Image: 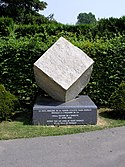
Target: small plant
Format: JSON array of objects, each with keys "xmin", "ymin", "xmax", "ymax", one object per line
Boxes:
[
  {"xmin": 109, "ymin": 81, "xmax": 125, "ymax": 112},
  {"xmin": 0, "ymin": 84, "xmax": 18, "ymax": 121}
]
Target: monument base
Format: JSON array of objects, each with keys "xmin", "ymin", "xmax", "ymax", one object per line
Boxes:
[{"xmin": 33, "ymin": 95, "xmax": 97, "ymax": 125}]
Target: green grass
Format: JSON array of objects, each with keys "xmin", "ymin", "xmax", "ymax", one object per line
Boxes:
[{"xmin": 0, "ymin": 108, "xmax": 125, "ymax": 140}]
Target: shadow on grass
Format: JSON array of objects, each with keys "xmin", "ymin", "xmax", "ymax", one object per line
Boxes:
[
  {"xmin": 12, "ymin": 109, "xmax": 33, "ymax": 125},
  {"xmin": 99, "ymin": 109, "xmax": 125, "ymax": 120}
]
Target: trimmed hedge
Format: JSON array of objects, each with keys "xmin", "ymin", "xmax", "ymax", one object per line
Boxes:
[
  {"xmin": 0, "ymin": 34, "xmax": 125, "ymax": 106},
  {"xmin": 109, "ymin": 81, "xmax": 125, "ymax": 112},
  {"xmin": 0, "ymin": 17, "xmax": 14, "ymax": 36},
  {"xmin": 1, "ymin": 16, "xmax": 125, "ymax": 107},
  {"xmin": 1, "ymin": 16, "xmax": 125, "ymax": 40},
  {"xmin": 0, "ymin": 35, "xmax": 58, "ymax": 106},
  {"xmin": 5, "ymin": 17, "xmax": 125, "ymax": 39},
  {"xmin": 78, "ymin": 36, "xmax": 125, "ymax": 105}
]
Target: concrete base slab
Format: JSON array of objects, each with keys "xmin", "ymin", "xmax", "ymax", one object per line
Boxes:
[{"xmin": 33, "ymin": 95, "xmax": 97, "ymax": 125}]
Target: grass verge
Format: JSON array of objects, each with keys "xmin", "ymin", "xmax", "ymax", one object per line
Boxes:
[{"xmin": 0, "ymin": 108, "xmax": 125, "ymax": 140}]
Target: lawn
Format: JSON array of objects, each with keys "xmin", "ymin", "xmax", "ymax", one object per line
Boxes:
[{"xmin": 0, "ymin": 108, "xmax": 125, "ymax": 140}]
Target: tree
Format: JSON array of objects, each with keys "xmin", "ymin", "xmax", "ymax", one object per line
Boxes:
[
  {"xmin": 0, "ymin": 0, "xmax": 47, "ymax": 23},
  {"xmin": 76, "ymin": 12, "xmax": 96, "ymax": 25}
]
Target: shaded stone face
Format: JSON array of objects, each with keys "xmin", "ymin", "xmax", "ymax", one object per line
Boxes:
[{"xmin": 34, "ymin": 37, "xmax": 94, "ymax": 102}]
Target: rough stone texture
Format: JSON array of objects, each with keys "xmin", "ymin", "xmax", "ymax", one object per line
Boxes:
[{"xmin": 34, "ymin": 37, "xmax": 94, "ymax": 101}]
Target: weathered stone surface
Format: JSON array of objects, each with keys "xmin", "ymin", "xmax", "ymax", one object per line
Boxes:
[{"xmin": 34, "ymin": 37, "xmax": 94, "ymax": 101}]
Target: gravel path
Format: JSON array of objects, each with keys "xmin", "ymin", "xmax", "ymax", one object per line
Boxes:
[{"xmin": 0, "ymin": 126, "xmax": 125, "ymax": 167}]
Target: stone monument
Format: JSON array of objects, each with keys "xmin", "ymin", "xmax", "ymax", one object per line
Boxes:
[{"xmin": 33, "ymin": 37, "xmax": 97, "ymax": 125}]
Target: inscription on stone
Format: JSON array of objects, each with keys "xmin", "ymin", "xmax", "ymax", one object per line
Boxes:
[
  {"xmin": 33, "ymin": 95, "xmax": 97, "ymax": 125},
  {"xmin": 40, "ymin": 109, "xmax": 87, "ymax": 125}
]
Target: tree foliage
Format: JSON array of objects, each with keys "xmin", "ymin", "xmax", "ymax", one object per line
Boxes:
[
  {"xmin": 0, "ymin": 0, "xmax": 47, "ymax": 23},
  {"xmin": 76, "ymin": 12, "xmax": 96, "ymax": 25}
]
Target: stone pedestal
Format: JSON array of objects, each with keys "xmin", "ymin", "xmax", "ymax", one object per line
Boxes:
[{"xmin": 33, "ymin": 95, "xmax": 97, "ymax": 125}]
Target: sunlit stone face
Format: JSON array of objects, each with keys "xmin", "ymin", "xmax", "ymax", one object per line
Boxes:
[{"xmin": 34, "ymin": 37, "xmax": 94, "ymax": 101}]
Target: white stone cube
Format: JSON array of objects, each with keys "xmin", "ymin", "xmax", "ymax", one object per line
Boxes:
[{"xmin": 34, "ymin": 37, "xmax": 94, "ymax": 102}]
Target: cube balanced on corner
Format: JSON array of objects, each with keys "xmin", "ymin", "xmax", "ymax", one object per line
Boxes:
[{"xmin": 33, "ymin": 37, "xmax": 97, "ymax": 125}]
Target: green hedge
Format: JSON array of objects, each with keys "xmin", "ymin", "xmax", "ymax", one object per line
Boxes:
[
  {"xmin": 0, "ymin": 34, "xmax": 125, "ymax": 107},
  {"xmin": 15, "ymin": 24, "xmax": 45, "ymax": 38},
  {"xmin": 0, "ymin": 17, "xmax": 14, "ymax": 36},
  {"xmin": 79, "ymin": 36, "xmax": 125, "ymax": 105},
  {"xmin": 1, "ymin": 17, "xmax": 125, "ymax": 40},
  {"xmin": 0, "ymin": 35, "xmax": 56, "ymax": 106},
  {"xmin": 14, "ymin": 23, "xmax": 93, "ymax": 39},
  {"xmin": 92, "ymin": 17, "xmax": 125, "ymax": 39},
  {"xmin": 11, "ymin": 17, "xmax": 125, "ymax": 39},
  {"xmin": 109, "ymin": 81, "xmax": 125, "ymax": 113}
]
